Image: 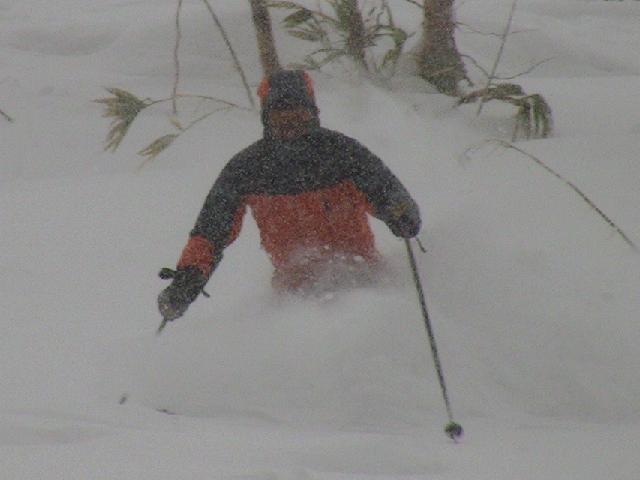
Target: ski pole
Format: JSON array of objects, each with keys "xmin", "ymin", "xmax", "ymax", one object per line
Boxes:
[
  {"xmin": 405, "ymin": 238, "xmax": 463, "ymax": 441},
  {"xmin": 120, "ymin": 315, "xmax": 168, "ymax": 406},
  {"xmin": 157, "ymin": 317, "xmax": 169, "ymax": 335}
]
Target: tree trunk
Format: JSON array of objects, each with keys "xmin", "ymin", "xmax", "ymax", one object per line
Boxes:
[
  {"xmin": 418, "ymin": 0, "xmax": 467, "ymax": 96},
  {"xmin": 342, "ymin": 0, "xmax": 368, "ymax": 71},
  {"xmin": 248, "ymin": 0, "xmax": 281, "ymax": 76}
]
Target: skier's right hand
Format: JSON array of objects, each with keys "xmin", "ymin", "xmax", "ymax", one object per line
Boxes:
[
  {"xmin": 157, "ymin": 266, "xmax": 208, "ymax": 322},
  {"xmin": 386, "ymin": 201, "xmax": 421, "ymax": 239}
]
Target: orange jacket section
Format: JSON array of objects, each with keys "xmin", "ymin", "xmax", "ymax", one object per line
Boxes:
[
  {"xmin": 177, "ymin": 235, "xmax": 216, "ymax": 277},
  {"xmin": 247, "ymin": 180, "xmax": 378, "ymax": 269}
]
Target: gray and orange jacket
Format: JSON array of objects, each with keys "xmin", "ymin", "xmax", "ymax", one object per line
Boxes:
[{"xmin": 176, "ymin": 71, "xmax": 421, "ymax": 288}]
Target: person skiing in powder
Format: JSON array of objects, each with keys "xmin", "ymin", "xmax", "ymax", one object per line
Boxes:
[{"xmin": 158, "ymin": 70, "xmax": 421, "ymax": 322}]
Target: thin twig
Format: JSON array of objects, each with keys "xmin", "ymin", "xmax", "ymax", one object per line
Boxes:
[
  {"xmin": 201, "ymin": 0, "xmax": 255, "ymax": 109},
  {"xmin": 136, "ymin": 106, "xmax": 233, "ymax": 171},
  {"xmin": 460, "ymin": 54, "xmax": 490, "ymax": 78},
  {"xmin": 490, "ymin": 140, "xmax": 638, "ymax": 252},
  {"xmin": 399, "ymin": 0, "xmax": 422, "ymax": 7},
  {"xmin": 497, "ymin": 58, "xmax": 551, "ymax": 81},
  {"xmin": 457, "ymin": 22, "xmax": 530, "ymax": 38},
  {"xmin": 462, "ymin": 55, "xmax": 551, "ymax": 82},
  {"xmin": 477, "ymin": 0, "xmax": 518, "ymax": 116},
  {"xmin": 457, "ymin": 22, "xmax": 503, "ymax": 38},
  {"xmin": 173, "ymin": 93, "xmax": 248, "ymax": 110},
  {"xmin": 183, "ymin": 106, "xmax": 233, "ymax": 132},
  {"xmin": 172, "ymin": 0, "xmax": 184, "ymax": 114},
  {"xmin": 1, "ymin": 108, "xmax": 13, "ymax": 122},
  {"xmin": 148, "ymin": 94, "xmax": 249, "ymax": 111}
]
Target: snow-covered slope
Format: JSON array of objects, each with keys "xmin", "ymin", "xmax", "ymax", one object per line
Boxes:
[{"xmin": 1, "ymin": 1, "xmax": 639, "ymax": 478}]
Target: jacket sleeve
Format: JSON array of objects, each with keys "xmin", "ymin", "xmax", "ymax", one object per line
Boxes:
[
  {"xmin": 176, "ymin": 155, "xmax": 248, "ymax": 278},
  {"xmin": 346, "ymin": 138, "xmax": 421, "ymax": 238}
]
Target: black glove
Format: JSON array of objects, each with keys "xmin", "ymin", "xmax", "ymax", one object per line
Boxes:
[
  {"xmin": 390, "ymin": 213, "xmax": 421, "ymax": 238},
  {"xmin": 157, "ymin": 266, "xmax": 209, "ymax": 322},
  {"xmin": 387, "ymin": 202, "xmax": 421, "ymax": 238}
]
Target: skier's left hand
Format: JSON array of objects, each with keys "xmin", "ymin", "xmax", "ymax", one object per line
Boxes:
[{"xmin": 157, "ymin": 266, "xmax": 208, "ymax": 322}]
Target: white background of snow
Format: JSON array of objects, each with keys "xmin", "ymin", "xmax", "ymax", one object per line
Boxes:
[{"xmin": 1, "ymin": 0, "xmax": 640, "ymax": 479}]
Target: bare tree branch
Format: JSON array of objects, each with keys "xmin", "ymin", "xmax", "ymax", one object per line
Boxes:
[
  {"xmin": 172, "ymin": 0, "xmax": 184, "ymax": 114},
  {"xmin": 495, "ymin": 58, "xmax": 551, "ymax": 80},
  {"xmin": 457, "ymin": 22, "xmax": 531, "ymax": 38},
  {"xmin": 463, "ymin": 54, "xmax": 551, "ymax": 82},
  {"xmin": 477, "ymin": 0, "xmax": 518, "ymax": 115},
  {"xmin": 201, "ymin": 0, "xmax": 255, "ymax": 109},
  {"xmin": 460, "ymin": 53, "xmax": 490, "ymax": 78},
  {"xmin": 400, "ymin": 0, "xmax": 422, "ymax": 7},
  {"xmin": 172, "ymin": 93, "xmax": 248, "ymax": 110},
  {"xmin": 137, "ymin": 105, "xmax": 234, "ymax": 170},
  {"xmin": 486, "ymin": 140, "xmax": 638, "ymax": 252}
]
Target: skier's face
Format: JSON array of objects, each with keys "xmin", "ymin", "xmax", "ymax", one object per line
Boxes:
[{"xmin": 268, "ymin": 108, "xmax": 314, "ymax": 140}]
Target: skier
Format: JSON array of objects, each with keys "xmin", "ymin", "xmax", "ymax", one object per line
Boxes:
[{"xmin": 158, "ymin": 70, "xmax": 421, "ymax": 322}]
